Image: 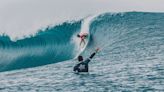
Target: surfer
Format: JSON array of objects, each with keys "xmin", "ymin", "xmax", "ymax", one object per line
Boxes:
[
  {"xmin": 73, "ymin": 48, "xmax": 100, "ymax": 73},
  {"xmin": 77, "ymin": 33, "xmax": 88, "ymax": 46}
]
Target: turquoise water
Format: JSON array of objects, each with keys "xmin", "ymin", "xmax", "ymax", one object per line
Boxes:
[
  {"xmin": 0, "ymin": 12, "xmax": 164, "ymax": 91},
  {"xmin": 0, "ymin": 21, "xmax": 81, "ymax": 72}
]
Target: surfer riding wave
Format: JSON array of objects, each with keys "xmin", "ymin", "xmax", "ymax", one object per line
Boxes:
[{"xmin": 77, "ymin": 33, "xmax": 88, "ymax": 47}]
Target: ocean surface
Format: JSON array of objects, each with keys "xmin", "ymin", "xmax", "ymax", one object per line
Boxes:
[{"xmin": 0, "ymin": 12, "xmax": 164, "ymax": 92}]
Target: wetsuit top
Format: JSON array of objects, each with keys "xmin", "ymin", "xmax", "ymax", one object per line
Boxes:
[{"xmin": 73, "ymin": 52, "xmax": 96, "ymax": 73}]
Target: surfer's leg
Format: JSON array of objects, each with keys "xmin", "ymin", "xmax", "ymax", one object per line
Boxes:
[
  {"xmin": 80, "ymin": 40, "xmax": 82, "ymax": 46},
  {"xmin": 81, "ymin": 39, "xmax": 86, "ymax": 47},
  {"xmin": 83, "ymin": 40, "xmax": 86, "ymax": 45}
]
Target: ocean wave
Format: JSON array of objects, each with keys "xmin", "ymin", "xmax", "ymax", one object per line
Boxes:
[{"xmin": 0, "ymin": 12, "xmax": 164, "ymax": 72}]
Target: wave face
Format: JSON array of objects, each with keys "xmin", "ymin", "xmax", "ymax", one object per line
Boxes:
[
  {"xmin": 83, "ymin": 12, "xmax": 164, "ymax": 59},
  {"xmin": 0, "ymin": 21, "xmax": 81, "ymax": 72},
  {"xmin": 1, "ymin": 12, "xmax": 164, "ymax": 72}
]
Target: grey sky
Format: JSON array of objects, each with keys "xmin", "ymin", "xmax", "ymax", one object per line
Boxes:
[{"xmin": 0, "ymin": 0, "xmax": 164, "ymax": 40}]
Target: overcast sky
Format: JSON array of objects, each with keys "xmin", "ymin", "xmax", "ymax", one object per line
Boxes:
[{"xmin": 0, "ymin": 0, "xmax": 164, "ymax": 40}]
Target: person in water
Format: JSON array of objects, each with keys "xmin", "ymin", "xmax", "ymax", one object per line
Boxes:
[
  {"xmin": 77, "ymin": 33, "xmax": 88, "ymax": 46},
  {"xmin": 73, "ymin": 48, "xmax": 100, "ymax": 73}
]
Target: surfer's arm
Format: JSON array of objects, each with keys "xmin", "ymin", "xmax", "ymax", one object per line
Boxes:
[
  {"xmin": 77, "ymin": 34, "xmax": 80, "ymax": 38},
  {"xmin": 85, "ymin": 48, "xmax": 99, "ymax": 63},
  {"xmin": 84, "ymin": 53, "xmax": 96, "ymax": 64},
  {"xmin": 89, "ymin": 52, "xmax": 96, "ymax": 59},
  {"xmin": 73, "ymin": 64, "xmax": 80, "ymax": 73}
]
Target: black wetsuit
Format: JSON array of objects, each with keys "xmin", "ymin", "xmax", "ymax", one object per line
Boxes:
[{"xmin": 73, "ymin": 52, "xmax": 96, "ymax": 73}]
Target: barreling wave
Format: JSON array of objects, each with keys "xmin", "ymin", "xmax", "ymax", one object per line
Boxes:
[
  {"xmin": 0, "ymin": 21, "xmax": 82, "ymax": 72},
  {"xmin": 0, "ymin": 12, "xmax": 164, "ymax": 72}
]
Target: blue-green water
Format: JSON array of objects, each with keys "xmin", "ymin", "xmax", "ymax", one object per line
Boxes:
[{"xmin": 0, "ymin": 12, "xmax": 164, "ymax": 91}]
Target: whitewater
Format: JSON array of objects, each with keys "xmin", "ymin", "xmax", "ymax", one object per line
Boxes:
[{"xmin": 0, "ymin": 12, "xmax": 164, "ymax": 91}]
